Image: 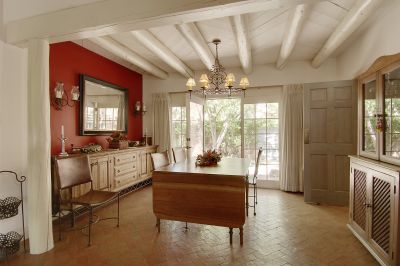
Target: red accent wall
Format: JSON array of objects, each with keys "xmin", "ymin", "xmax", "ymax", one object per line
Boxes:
[{"xmin": 50, "ymin": 41, "xmax": 142, "ymax": 155}]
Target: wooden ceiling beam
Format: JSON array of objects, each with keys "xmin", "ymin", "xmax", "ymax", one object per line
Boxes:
[
  {"xmin": 6, "ymin": 0, "xmax": 321, "ymax": 46},
  {"xmin": 311, "ymin": 0, "xmax": 383, "ymax": 68},
  {"xmin": 90, "ymin": 36, "xmax": 169, "ymax": 79},
  {"xmin": 230, "ymin": 14, "xmax": 253, "ymax": 74},
  {"xmin": 276, "ymin": 4, "xmax": 309, "ymax": 70},
  {"xmin": 176, "ymin": 23, "xmax": 214, "ymax": 70},
  {"xmin": 131, "ymin": 30, "xmax": 194, "ymax": 78}
]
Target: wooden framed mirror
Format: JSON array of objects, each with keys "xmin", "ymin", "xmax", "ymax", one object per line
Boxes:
[{"xmin": 79, "ymin": 75, "xmax": 128, "ymax": 135}]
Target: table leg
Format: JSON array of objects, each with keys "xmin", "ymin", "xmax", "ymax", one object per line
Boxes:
[
  {"xmin": 156, "ymin": 218, "xmax": 160, "ymax": 233},
  {"xmin": 239, "ymin": 227, "xmax": 243, "ymax": 245},
  {"xmin": 246, "ymin": 176, "xmax": 249, "ymax": 217},
  {"xmin": 229, "ymin": 228, "xmax": 233, "ymax": 245}
]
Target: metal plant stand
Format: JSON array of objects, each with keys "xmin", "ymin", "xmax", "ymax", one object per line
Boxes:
[{"xmin": 0, "ymin": 171, "xmax": 27, "ymax": 260}]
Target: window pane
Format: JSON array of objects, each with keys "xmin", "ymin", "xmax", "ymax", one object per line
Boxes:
[
  {"xmin": 181, "ymin": 107, "xmax": 186, "ymax": 120},
  {"xmin": 267, "ymin": 150, "xmax": 279, "ymax": 164},
  {"xmin": 244, "ymin": 104, "xmax": 255, "ymax": 119},
  {"xmin": 267, "ymin": 134, "xmax": 279, "ymax": 149},
  {"xmin": 244, "ymin": 120, "xmax": 255, "ymax": 135},
  {"xmin": 244, "ymin": 134, "xmax": 255, "ymax": 150},
  {"xmin": 267, "ymin": 119, "xmax": 279, "ymax": 133},
  {"xmin": 267, "ymin": 165, "xmax": 280, "ymax": 181},
  {"xmin": 256, "ymin": 119, "xmax": 266, "ymax": 134},
  {"xmin": 172, "ymin": 107, "xmax": 181, "ymax": 120},
  {"xmin": 267, "ymin": 103, "xmax": 279, "ymax": 118},
  {"xmin": 256, "ymin": 104, "xmax": 266, "ymax": 118},
  {"xmin": 256, "ymin": 134, "xmax": 266, "ymax": 150}
]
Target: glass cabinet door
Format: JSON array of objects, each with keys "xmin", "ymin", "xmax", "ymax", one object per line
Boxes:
[
  {"xmin": 383, "ymin": 65, "xmax": 400, "ymax": 160},
  {"xmin": 362, "ymin": 79, "xmax": 378, "ymax": 155}
]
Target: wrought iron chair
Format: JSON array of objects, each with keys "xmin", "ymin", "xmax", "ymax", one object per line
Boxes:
[
  {"xmin": 248, "ymin": 147, "xmax": 263, "ymax": 216},
  {"xmin": 150, "ymin": 151, "xmax": 170, "ymax": 170},
  {"xmin": 172, "ymin": 148, "xmax": 186, "ymax": 163},
  {"xmin": 55, "ymin": 155, "xmax": 120, "ymax": 246}
]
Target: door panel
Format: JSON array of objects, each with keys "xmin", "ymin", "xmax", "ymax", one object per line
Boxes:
[
  {"xmin": 186, "ymin": 95, "xmax": 204, "ymax": 157},
  {"xmin": 353, "ymin": 168, "xmax": 368, "ymax": 232},
  {"xmin": 304, "ymin": 81, "xmax": 356, "ymax": 205},
  {"xmin": 370, "ymin": 171, "xmax": 394, "ymax": 261}
]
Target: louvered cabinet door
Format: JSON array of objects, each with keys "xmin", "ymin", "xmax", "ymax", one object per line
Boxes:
[
  {"xmin": 369, "ymin": 171, "xmax": 395, "ymax": 264},
  {"xmin": 350, "ymin": 165, "xmax": 369, "ymax": 237}
]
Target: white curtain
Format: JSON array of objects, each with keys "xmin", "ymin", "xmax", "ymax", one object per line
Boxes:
[
  {"xmin": 280, "ymin": 84, "xmax": 304, "ymax": 192},
  {"xmin": 152, "ymin": 93, "xmax": 171, "ymax": 153}
]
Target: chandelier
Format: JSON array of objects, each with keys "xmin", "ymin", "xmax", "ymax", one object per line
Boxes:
[{"xmin": 186, "ymin": 39, "xmax": 249, "ymax": 97}]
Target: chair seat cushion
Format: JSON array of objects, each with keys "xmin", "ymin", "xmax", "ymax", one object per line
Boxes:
[{"xmin": 70, "ymin": 190, "xmax": 119, "ymax": 206}]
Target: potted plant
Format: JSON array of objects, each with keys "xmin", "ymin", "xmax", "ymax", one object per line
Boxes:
[
  {"xmin": 107, "ymin": 132, "xmax": 129, "ymax": 149},
  {"xmin": 195, "ymin": 150, "xmax": 222, "ymax": 166}
]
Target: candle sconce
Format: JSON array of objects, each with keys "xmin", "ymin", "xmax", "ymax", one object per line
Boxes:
[
  {"xmin": 134, "ymin": 101, "xmax": 147, "ymax": 116},
  {"xmin": 51, "ymin": 82, "xmax": 80, "ymax": 111}
]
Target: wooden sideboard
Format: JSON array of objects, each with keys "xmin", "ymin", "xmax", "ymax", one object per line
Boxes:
[
  {"xmin": 349, "ymin": 156, "xmax": 399, "ymax": 266},
  {"xmin": 51, "ymin": 145, "xmax": 157, "ymax": 213}
]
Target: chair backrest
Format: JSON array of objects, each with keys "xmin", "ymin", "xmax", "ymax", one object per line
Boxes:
[
  {"xmin": 55, "ymin": 155, "xmax": 92, "ymax": 190},
  {"xmin": 172, "ymin": 147, "xmax": 186, "ymax": 163},
  {"xmin": 151, "ymin": 151, "xmax": 170, "ymax": 170},
  {"xmin": 254, "ymin": 147, "xmax": 263, "ymax": 179}
]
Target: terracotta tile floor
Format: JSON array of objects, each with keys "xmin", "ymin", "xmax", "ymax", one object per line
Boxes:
[{"xmin": 5, "ymin": 187, "xmax": 378, "ymax": 266}]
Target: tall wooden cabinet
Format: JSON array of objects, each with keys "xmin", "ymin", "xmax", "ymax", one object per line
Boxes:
[
  {"xmin": 350, "ymin": 53, "xmax": 400, "ymax": 266},
  {"xmin": 52, "ymin": 145, "xmax": 157, "ymax": 213}
]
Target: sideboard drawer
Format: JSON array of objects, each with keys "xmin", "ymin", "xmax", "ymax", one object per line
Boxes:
[
  {"xmin": 113, "ymin": 152, "xmax": 137, "ymax": 165},
  {"xmin": 114, "ymin": 162, "xmax": 137, "ymax": 177},
  {"xmin": 114, "ymin": 171, "xmax": 138, "ymax": 188}
]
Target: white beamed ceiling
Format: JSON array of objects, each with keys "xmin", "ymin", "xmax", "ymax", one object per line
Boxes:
[{"xmin": 75, "ymin": 0, "xmax": 366, "ymax": 77}]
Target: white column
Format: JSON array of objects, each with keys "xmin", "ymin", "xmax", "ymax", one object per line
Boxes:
[{"xmin": 27, "ymin": 39, "xmax": 54, "ymax": 254}]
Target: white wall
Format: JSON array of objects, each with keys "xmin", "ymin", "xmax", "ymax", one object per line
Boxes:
[
  {"xmin": 337, "ymin": 0, "xmax": 400, "ymax": 79},
  {"xmin": 143, "ymin": 59, "xmax": 340, "ymax": 136},
  {"xmin": 0, "ymin": 40, "xmax": 28, "ymax": 235}
]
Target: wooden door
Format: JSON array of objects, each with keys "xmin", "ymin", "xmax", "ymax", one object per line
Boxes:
[
  {"xmin": 139, "ymin": 151, "xmax": 148, "ymax": 179},
  {"xmin": 97, "ymin": 157, "xmax": 110, "ymax": 190},
  {"xmin": 369, "ymin": 170, "xmax": 395, "ymax": 264},
  {"xmin": 304, "ymin": 81, "xmax": 357, "ymax": 205},
  {"xmin": 349, "ymin": 163, "xmax": 369, "ymax": 239}
]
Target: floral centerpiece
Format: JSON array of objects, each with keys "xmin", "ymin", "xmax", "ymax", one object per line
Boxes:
[
  {"xmin": 107, "ymin": 132, "xmax": 128, "ymax": 149},
  {"xmin": 195, "ymin": 150, "xmax": 222, "ymax": 166}
]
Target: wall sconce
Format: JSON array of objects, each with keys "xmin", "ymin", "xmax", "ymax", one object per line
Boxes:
[
  {"xmin": 134, "ymin": 101, "xmax": 146, "ymax": 116},
  {"xmin": 51, "ymin": 82, "xmax": 80, "ymax": 110}
]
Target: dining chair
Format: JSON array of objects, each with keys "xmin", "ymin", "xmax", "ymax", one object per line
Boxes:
[
  {"xmin": 55, "ymin": 155, "xmax": 120, "ymax": 246},
  {"xmin": 150, "ymin": 151, "xmax": 170, "ymax": 170},
  {"xmin": 248, "ymin": 147, "xmax": 263, "ymax": 216},
  {"xmin": 172, "ymin": 147, "xmax": 186, "ymax": 163}
]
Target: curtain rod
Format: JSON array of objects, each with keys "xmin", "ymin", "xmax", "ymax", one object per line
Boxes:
[{"xmin": 168, "ymin": 85, "xmax": 282, "ymax": 95}]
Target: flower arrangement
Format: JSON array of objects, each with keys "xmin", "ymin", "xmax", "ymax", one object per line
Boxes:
[
  {"xmin": 107, "ymin": 132, "xmax": 128, "ymax": 149},
  {"xmin": 195, "ymin": 149, "xmax": 222, "ymax": 166}
]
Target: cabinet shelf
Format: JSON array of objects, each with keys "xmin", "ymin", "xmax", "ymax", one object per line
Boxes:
[
  {"xmin": 0, "ymin": 197, "xmax": 22, "ymax": 220},
  {"xmin": 0, "ymin": 171, "xmax": 27, "ymax": 260}
]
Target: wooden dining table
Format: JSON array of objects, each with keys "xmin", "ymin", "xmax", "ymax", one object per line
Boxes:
[{"xmin": 152, "ymin": 157, "xmax": 250, "ymax": 245}]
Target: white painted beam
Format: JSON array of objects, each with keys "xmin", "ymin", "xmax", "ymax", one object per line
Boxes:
[
  {"xmin": 311, "ymin": 0, "xmax": 383, "ymax": 68},
  {"xmin": 230, "ymin": 14, "xmax": 252, "ymax": 74},
  {"xmin": 131, "ymin": 30, "xmax": 194, "ymax": 78},
  {"xmin": 276, "ymin": 4, "xmax": 309, "ymax": 70},
  {"xmin": 6, "ymin": 0, "xmax": 322, "ymax": 46},
  {"xmin": 176, "ymin": 23, "xmax": 214, "ymax": 70},
  {"xmin": 91, "ymin": 37, "xmax": 168, "ymax": 79}
]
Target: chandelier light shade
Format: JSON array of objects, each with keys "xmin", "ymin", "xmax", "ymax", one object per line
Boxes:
[{"xmin": 187, "ymin": 39, "xmax": 249, "ymax": 97}]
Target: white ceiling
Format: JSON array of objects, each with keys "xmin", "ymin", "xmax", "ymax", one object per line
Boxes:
[{"xmin": 72, "ymin": 0, "xmax": 370, "ymax": 78}]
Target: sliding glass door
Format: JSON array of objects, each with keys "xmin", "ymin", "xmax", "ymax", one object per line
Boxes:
[
  {"xmin": 171, "ymin": 92, "xmax": 281, "ymax": 188},
  {"xmin": 186, "ymin": 95, "xmax": 204, "ymax": 157}
]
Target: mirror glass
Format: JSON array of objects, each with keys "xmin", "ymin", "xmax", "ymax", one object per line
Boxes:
[
  {"xmin": 80, "ymin": 75, "xmax": 128, "ymax": 135},
  {"xmin": 384, "ymin": 66, "xmax": 400, "ymax": 158}
]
